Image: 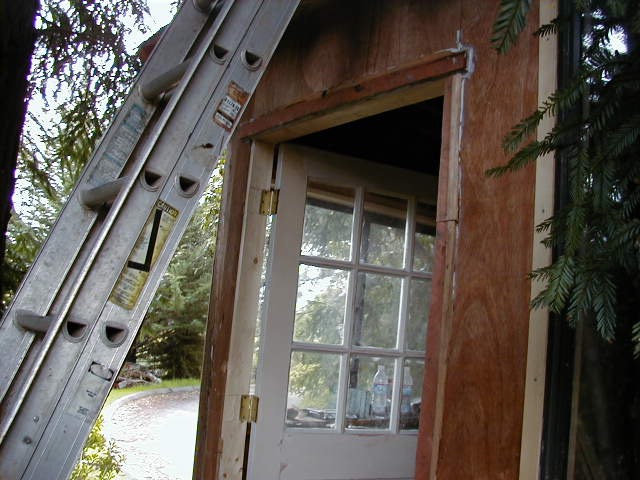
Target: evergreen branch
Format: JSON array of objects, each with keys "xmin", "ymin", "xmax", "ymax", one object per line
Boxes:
[
  {"xmin": 491, "ymin": 0, "xmax": 533, "ymax": 54},
  {"xmin": 591, "ymin": 270, "xmax": 618, "ymax": 340},
  {"xmin": 604, "ymin": 113, "xmax": 640, "ymax": 158},
  {"xmin": 530, "ymin": 255, "xmax": 576, "ymax": 313},
  {"xmin": 535, "ymin": 18, "xmax": 560, "ymax": 38},
  {"xmin": 500, "ymin": 79, "xmax": 588, "ymax": 153}
]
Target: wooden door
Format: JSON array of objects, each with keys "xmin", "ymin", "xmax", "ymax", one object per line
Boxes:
[{"xmin": 248, "ymin": 144, "xmax": 437, "ymax": 480}]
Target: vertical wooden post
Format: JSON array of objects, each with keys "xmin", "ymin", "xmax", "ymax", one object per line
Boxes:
[
  {"xmin": 415, "ymin": 74, "xmax": 463, "ymax": 479},
  {"xmin": 194, "ymin": 137, "xmax": 252, "ymax": 480},
  {"xmin": 518, "ymin": 1, "xmax": 558, "ymax": 478}
]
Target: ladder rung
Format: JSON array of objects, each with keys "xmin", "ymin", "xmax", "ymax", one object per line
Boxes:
[
  {"xmin": 80, "ymin": 176, "xmax": 129, "ymax": 209},
  {"xmin": 140, "ymin": 59, "xmax": 192, "ymax": 103},
  {"xmin": 193, "ymin": 0, "xmax": 220, "ymax": 13},
  {"xmin": 0, "ymin": 0, "xmax": 302, "ymax": 476},
  {"xmin": 14, "ymin": 311, "xmax": 55, "ymax": 334}
]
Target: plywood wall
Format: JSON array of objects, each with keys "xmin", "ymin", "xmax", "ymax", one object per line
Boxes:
[{"xmin": 202, "ymin": 0, "xmax": 540, "ymax": 478}]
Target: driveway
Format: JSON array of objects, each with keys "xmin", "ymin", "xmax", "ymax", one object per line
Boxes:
[{"xmin": 102, "ymin": 388, "xmax": 199, "ymax": 480}]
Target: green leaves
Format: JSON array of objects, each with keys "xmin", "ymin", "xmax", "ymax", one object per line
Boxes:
[
  {"xmin": 491, "ymin": 0, "xmax": 533, "ymax": 54},
  {"xmin": 70, "ymin": 416, "xmax": 124, "ymax": 480},
  {"xmin": 491, "ymin": 0, "xmax": 640, "ymax": 352},
  {"xmin": 136, "ymin": 161, "xmax": 225, "ymax": 379}
]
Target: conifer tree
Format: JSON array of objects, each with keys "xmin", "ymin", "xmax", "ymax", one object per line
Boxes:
[{"xmin": 490, "ymin": 0, "xmax": 640, "ymax": 351}]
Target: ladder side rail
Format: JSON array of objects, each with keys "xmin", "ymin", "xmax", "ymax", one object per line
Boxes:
[
  {"xmin": 0, "ymin": 0, "xmax": 263, "ymax": 452},
  {"xmin": 24, "ymin": 2, "xmax": 302, "ymax": 477},
  {"xmin": 0, "ymin": 2, "xmax": 302, "ymax": 476},
  {"xmin": 0, "ymin": 0, "xmax": 245, "ymax": 445},
  {"xmin": 0, "ymin": 0, "xmax": 225, "ymax": 403}
]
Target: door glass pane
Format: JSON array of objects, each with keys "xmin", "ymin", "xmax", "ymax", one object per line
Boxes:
[
  {"xmin": 286, "ymin": 351, "xmax": 340, "ymax": 429},
  {"xmin": 302, "ymin": 181, "xmax": 355, "ymax": 261},
  {"xmin": 294, "ymin": 265, "xmax": 348, "ymax": 345},
  {"xmin": 346, "ymin": 356, "xmax": 395, "ymax": 430},
  {"xmin": 360, "ymin": 192, "xmax": 406, "ymax": 268},
  {"xmin": 406, "ymin": 278, "xmax": 431, "ymax": 351},
  {"xmin": 400, "ymin": 359, "xmax": 424, "ymax": 431},
  {"xmin": 413, "ymin": 201, "xmax": 436, "ymax": 273},
  {"xmin": 352, "ymin": 272, "xmax": 401, "ymax": 349}
]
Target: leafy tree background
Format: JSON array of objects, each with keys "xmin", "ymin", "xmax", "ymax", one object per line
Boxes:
[
  {"xmin": 0, "ymin": 1, "xmax": 150, "ymax": 306},
  {"xmin": 2, "ymin": 0, "xmax": 216, "ymax": 379},
  {"xmin": 1, "ymin": 0, "xmax": 218, "ymax": 474},
  {"xmin": 2, "ymin": 0, "xmax": 149, "ymax": 311}
]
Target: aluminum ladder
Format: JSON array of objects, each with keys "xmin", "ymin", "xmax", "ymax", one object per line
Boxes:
[{"xmin": 0, "ymin": 0, "xmax": 299, "ymax": 478}]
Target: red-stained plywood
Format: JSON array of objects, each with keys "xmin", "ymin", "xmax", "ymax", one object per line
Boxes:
[
  {"xmin": 197, "ymin": 0, "xmax": 540, "ymax": 478},
  {"xmin": 245, "ymin": 0, "xmax": 461, "ymax": 119},
  {"xmin": 428, "ymin": 1, "xmax": 538, "ymax": 478}
]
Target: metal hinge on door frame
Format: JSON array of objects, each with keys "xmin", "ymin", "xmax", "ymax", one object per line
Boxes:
[
  {"xmin": 259, "ymin": 188, "xmax": 279, "ymax": 215},
  {"xmin": 240, "ymin": 394, "xmax": 259, "ymax": 480},
  {"xmin": 240, "ymin": 394, "xmax": 259, "ymax": 423}
]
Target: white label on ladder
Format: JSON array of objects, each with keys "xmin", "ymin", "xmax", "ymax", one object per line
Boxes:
[
  {"xmin": 214, "ymin": 81, "xmax": 249, "ymax": 131},
  {"xmin": 109, "ymin": 200, "xmax": 179, "ymax": 310},
  {"xmin": 86, "ymin": 104, "xmax": 148, "ymax": 186}
]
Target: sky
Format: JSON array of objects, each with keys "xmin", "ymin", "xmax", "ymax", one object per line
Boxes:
[
  {"xmin": 12, "ymin": 1, "xmax": 178, "ymax": 213},
  {"xmin": 127, "ymin": 0, "xmax": 177, "ymax": 51}
]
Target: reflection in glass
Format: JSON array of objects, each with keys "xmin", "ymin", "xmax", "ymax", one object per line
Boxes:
[
  {"xmin": 294, "ymin": 265, "xmax": 348, "ymax": 345},
  {"xmin": 302, "ymin": 181, "xmax": 354, "ymax": 261},
  {"xmin": 400, "ymin": 359, "xmax": 424, "ymax": 431},
  {"xmin": 406, "ymin": 279, "xmax": 431, "ymax": 351},
  {"xmin": 414, "ymin": 201, "xmax": 436, "ymax": 273},
  {"xmin": 352, "ymin": 272, "xmax": 401, "ymax": 349},
  {"xmin": 286, "ymin": 351, "xmax": 340, "ymax": 429},
  {"xmin": 360, "ymin": 192, "xmax": 406, "ymax": 268},
  {"xmin": 346, "ymin": 355, "xmax": 395, "ymax": 430}
]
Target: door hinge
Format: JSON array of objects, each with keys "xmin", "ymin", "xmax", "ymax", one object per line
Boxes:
[
  {"xmin": 240, "ymin": 394, "xmax": 259, "ymax": 423},
  {"xmin": 259, "ymin": 188, "xmax": 279, "ymax": 215}
]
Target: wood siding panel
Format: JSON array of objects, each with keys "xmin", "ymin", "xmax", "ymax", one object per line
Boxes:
[
  {"xmin": 245, "ymin": 0, "xmax": 461, "ymax": 120},
  {"xmin": 201, "ymin": 0, "xmax": 540, "ymax": 478},
  {"xmin": 426, "ymin": 1, "xmax": 539, "ymax": 479},
  {"xmin": 194, "ymin": 138, "xmax": 252, "ymax": 480}
]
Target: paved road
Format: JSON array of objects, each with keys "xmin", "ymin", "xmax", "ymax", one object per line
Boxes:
[{"xmin": 103, "ymin": 388, "xmax": 199, "ymax": 480}]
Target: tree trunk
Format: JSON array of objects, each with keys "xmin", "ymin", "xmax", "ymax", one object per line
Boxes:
[{"xmin": 0, "ymin": 1, "xmax": 39, "ymax": 309}]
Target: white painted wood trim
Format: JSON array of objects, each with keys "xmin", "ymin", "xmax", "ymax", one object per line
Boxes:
[
  {"xmin": 518, "ymin": 1, "xmax": 558, "ymax": 478},
  {"xmin": 217, "ymin": 141, "xmax": 274, "ymax": 480}
]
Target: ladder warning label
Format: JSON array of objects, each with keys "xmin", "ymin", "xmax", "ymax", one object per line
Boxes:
[
  {"xmin": 87, "ymin": 104, "xmax": 148, "ymax": 186},
  {"xmin": 110, "ymin": 200, "xmax": 179, "ymax": 310},
  {"xmin": 214, "ymin": 81, "xmax": 249, "ymax": 131}
]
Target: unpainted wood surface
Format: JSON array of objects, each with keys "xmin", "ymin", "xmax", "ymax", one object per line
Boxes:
[
  {"xmin": 201, "ymin": 0, "xmax": 542, "ymax": 479},
  {"xmin": 244, "ymin": 0, "xmax": 461, "ymax": 120},
  {"xmin": 421, "ymin": 1, "xmax": 539, "ymax": 479},
  {"xmin": 194, "ymin": 138, "xmax": 252, "ymax": 480}
]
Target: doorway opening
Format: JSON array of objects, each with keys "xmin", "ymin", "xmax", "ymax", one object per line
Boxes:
[
  {"xmin": 292, "ymin": 97, "xmax": 443, "ymax": 176},
  {"xmin": 246, "ymin": 95, "xmax": 444, "ymax": 479}
]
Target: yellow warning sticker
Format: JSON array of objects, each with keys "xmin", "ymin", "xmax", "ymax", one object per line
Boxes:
[{"xmin": 110, "ymin": 200, "xmax": 179, "ymax": 310}]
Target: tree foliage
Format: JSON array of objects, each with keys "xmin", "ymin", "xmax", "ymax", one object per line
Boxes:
[
  {"xmin": 2, "ymin": 0, "xmax": 150, "ymax": 312},
  {"xmin": 136, "ymin": 160, "xmax": 224, "ymax": 379},
  {"xmin": 70, "ymin": 416, "xmax": 124, "ymax": 480},
  {"xmin": 489, "ymin": 0, "xmax": 640, "ymax": 351}
]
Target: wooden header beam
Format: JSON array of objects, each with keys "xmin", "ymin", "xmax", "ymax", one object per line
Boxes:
[{"xmin": 237, "ymin": 50, "xmax": 467, "ymax": 143}]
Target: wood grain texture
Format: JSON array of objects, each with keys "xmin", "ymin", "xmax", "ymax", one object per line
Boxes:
[
  {"xmin": 424, "ymin": 1, "xmax": 539, "ymax": 479},
  {"xmin": 238, "ymin": 52, "xmax": 465, "ymax": 142},
  {"xmin": 245, "ymin": 0, "xmax": 461, "ymax": 120},
  {"xmin": 193, "ymin": 138, "xmax": 252, "ymax": 480},
  {"xmin": 200, "ymin": 0, "xmax": 540, "ymax": 478}
]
